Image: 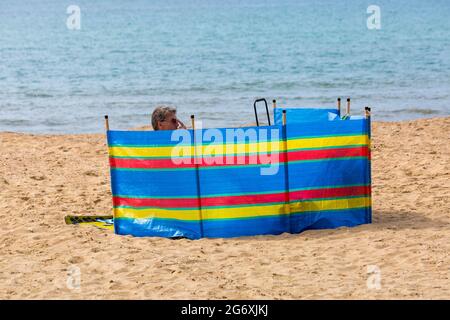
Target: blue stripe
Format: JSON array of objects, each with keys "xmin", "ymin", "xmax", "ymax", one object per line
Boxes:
[
  {"xmin": 110, "ymin": 158, "xmax": 369, "ymax": 198},
  {"xmin": 111, "ymin": 165, "xmax": 286, "ymax": 198},
  {"xmin": 203, "ymin": 215, "xmax": 289, "ymax": 238},
  {"xmin": 115, "ymin": 217, "xmax": 202, "ymax": 239},
  {"xmin": 108, "ymin": 129, "xmax": 195, "ymax": 147},
  {"xmin": 289, "ymin": 207, "xmax": 371, "ymax": 233},
  {"xmin": 288, "ymin": 158, "xmax": 370, "ymax": 190},
  {"xmin": 286, "ymin": 117, "xmax": 368, "ymax": 138},
  {"xmin": 114, "ymin": 207, "xmax": 370, "ymax": 239},
  {"xmin": 111, "ymin": 169, "xmax": 199, "ymax": 197},
  {"xmin": 199, "ymin": 164, "xmax": 286, "ymax": 197},
  {"xmin": 274, "ymin": 108, "xmax": 339, "ymax": 125},
  {"xmin": 108, "ymin": 125, "xmax": 283, "ymax": 147}
]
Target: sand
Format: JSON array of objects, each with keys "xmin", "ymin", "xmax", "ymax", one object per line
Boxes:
[{"xmin": 0, "ymin": 117, "xmax": 449, "ymax": 299}]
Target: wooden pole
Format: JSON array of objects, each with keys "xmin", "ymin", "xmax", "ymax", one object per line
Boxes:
[
  {"xmin": 337, "ymin": 97, "xmax": 341, "ymax": 116},
  {"xmin": 104, "ymin": 115, "xmax": 109, "ymax": 131},
  {"xmin": 190, "ymin": 114, "xmax": 204, "ymax": 237},
  {"xmin": 272, "ymin": 99, "xmax": 277, "ymax": 109},
  {"xmin": 104, "ymin": 115, "xmax": 112, "ymax": 220},
  {"xmin": 365, "ymin": 106, "xmax": 371, "ymax": 119},
  {"xmin": 191, "ymin": 114, "xmax": 197, "ymax": 160},
  {"xmin": 281, "ymin": 109, "xmax": 291, "ymax": 232},
  {"xmin": 364, "ymin": 106, "xmax": 372, "ymax": 214},
  {"xmin": 346, "ymin": 98, "xmax": 351, "ymax": 116},
  {"xmin": 190, "ymin": 114, "xmax": 195, "ymax": 130}
]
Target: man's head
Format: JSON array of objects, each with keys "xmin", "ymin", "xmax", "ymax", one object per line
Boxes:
[{"xmin": 151, "ymin": 105, "xmax": 179, "ymax": 131}]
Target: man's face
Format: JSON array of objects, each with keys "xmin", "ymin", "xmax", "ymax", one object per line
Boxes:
[{"xmin": 157, "ymin": 112, "xmax": 179, "ymax": 131}]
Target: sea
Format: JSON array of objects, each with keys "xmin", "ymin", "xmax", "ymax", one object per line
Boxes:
[{"xmin": 1, "ymin": 0, "xmax": 449, "ymax": 133}]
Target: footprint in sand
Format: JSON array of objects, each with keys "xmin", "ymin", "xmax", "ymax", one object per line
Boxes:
[
  {"xmin": 84, "ymin": 170, "xmax": 98, "ymax": 177},
  {"xmin": 68, "ymin": 256, "xmax": 85, "ymax": 264},
  {"xmin": 109, "ymin": 281, "xmax": 125, "ymax": 290},
  {"xmin": 30, "ymin": 175, "xmax": 46, "ymax": 181}
]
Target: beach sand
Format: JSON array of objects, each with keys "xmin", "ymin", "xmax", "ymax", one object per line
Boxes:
[{"xmin": 0, "ymin": 117, "xmax": 449, "ymax": 299}]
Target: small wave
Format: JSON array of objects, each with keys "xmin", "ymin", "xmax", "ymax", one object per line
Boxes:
[
  {"xmin": 24, "ymin": 92, "xmax": 53, "ymax": 98},
  {"xmin": 391, "ymin": 108, "xmax": 441, "ymax": 115},
  {"xmin": 271, "ymin": 82, "xmax": 300, "ymax": 90},
  {"xmin": 309, "ymin": 81, "xmax": 339, "ymax": 89},
  {"xmin": 41, "ymin": 119, "xmax": 67, "ymax": 126},
  {"xmin": 0, "ymin": 119, "xmax": 32, "ymax": 126}
]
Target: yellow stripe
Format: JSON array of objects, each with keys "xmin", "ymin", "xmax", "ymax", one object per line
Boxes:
[
  {"xmin": 114, "ymin": 197, "xmax": 371, "ymax": 220},
  {"xmin": 289, "ymin": 196, "xmax": 370, "ymax": 213},
  {"xmin": 287, "ymin": 135, "xmax": 368, "ymax": 150},
  {"xmin": 114, "ymin": 207, "xmax": 201, "ymax": 220},
  {"xmin": 109, "ymin": 135, "xmax": 369, "ymax": 158}
]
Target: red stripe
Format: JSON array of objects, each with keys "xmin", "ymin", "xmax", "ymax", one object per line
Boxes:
[
  {"xmin": 110, "ymin": 157, "xmax": 196, "ymax": 169},
  {"xmin": 110, "ymin": 146, "xmax": 369, "ymax": 169},
  {"xmin": 113, "ymin": 185, "xmax": 371, "ymax": 208},
  {"xmin": 289, "ymin": 185, "xmax": 370, "ymax": 201},
  {"xmin": 288, "ymin": 147, "xmax": 369, "ymax": 161}
]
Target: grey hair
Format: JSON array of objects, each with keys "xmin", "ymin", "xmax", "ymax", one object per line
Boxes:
[{"xmin": 151, "ymin": 105, "xmax": 177, "ymax": 130}]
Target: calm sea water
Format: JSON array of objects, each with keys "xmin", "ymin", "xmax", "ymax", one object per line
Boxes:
[{"xmin": 1, "ymin": 0, "xmax": 449, "ymax": 133}]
